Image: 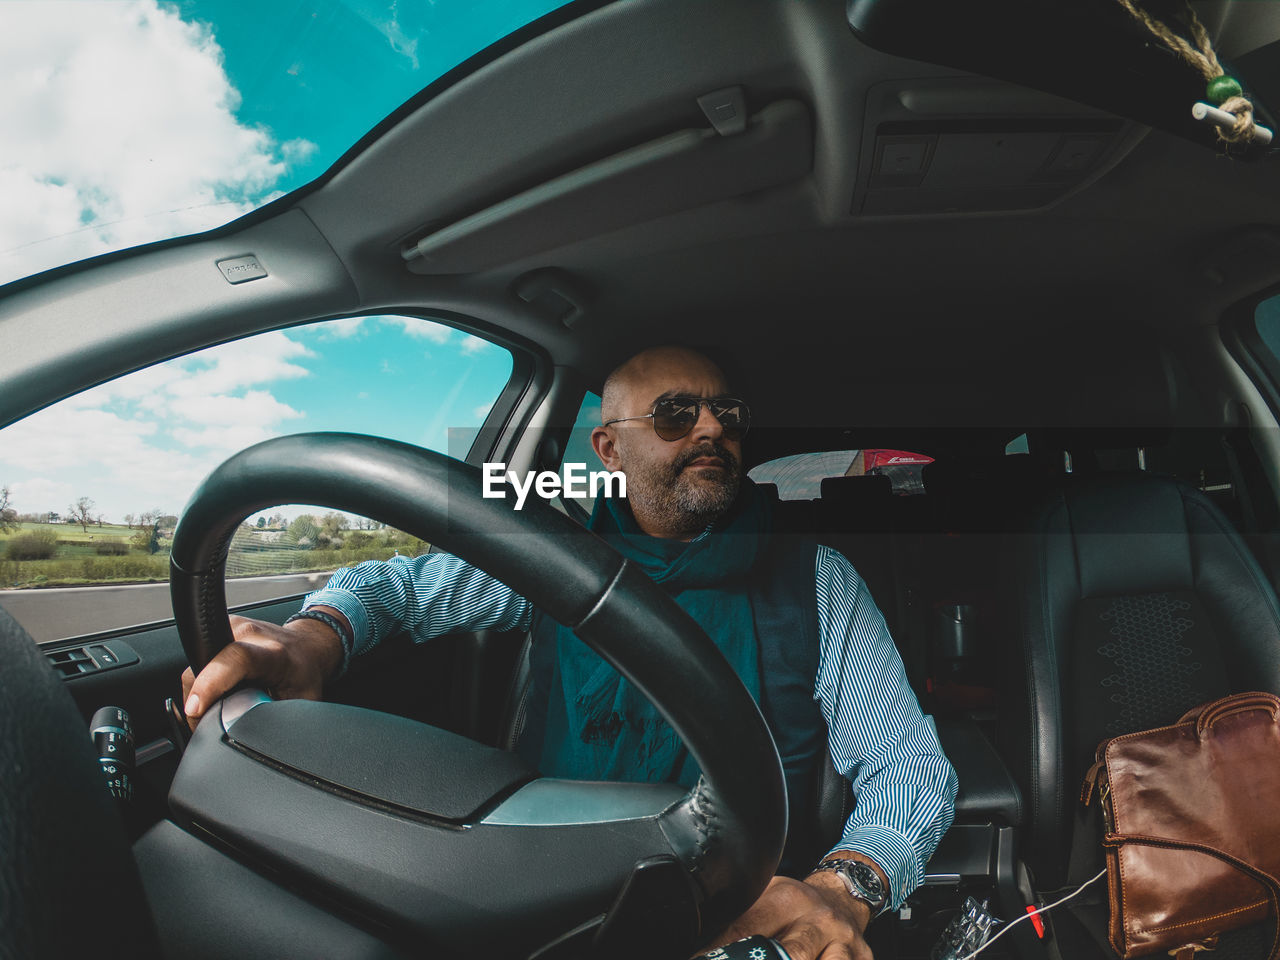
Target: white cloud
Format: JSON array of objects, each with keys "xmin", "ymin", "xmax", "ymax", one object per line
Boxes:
[
  {"xmin": 0, "ymin": 0, "xmax": 317, "ymax": 285},
  {"xmin": 460, "ymin": 336, "xmax": 490, "ymax": 355},
  {"xmin": 0, "ymin": 402, "xmax": 212, "ymax": 516},
  {"xmin": 1, "ymin": 405, "xmax": 158, "ymax": 474},
  {"xmin": 381, "ymin": 316, "xmax": 452, "ymax": 343},
  {"xmin": 378, "ymin": 4, "xmax": 420, "ymax": 70},
  {"xmin": 92, "ymin": 362, "xmax": 185, "ymax": 404},
  {"xmin": 472, "ymin": 403, "xmax": 494, "ymax": 421},
  {"xmin": 281, "ymin": 138, "xmax": 319, "ymax": 167},
  {"xmin": 8, "ymin": 478, "xmax": 74, "ymax": 516},
  {"xmin": 169, "ymin": 390, "xmax": 302, "ymax": 431},
  {"xmin": 0, "ymin": 330, "xmax": 313, "ymax": 520},
  {"xmin": 169, "ymin": 333, "xmax": 313, "ymax": 397},
  {"xmin": 170, "ymin": 422, "xmax": 295, "ymax": 454},
  {"xmin": 314, "ymin": 316, "xmax": 367, "ymax": 340}
]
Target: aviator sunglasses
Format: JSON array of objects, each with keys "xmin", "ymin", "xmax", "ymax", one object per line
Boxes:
[{"xmin": 603, "ymin": 395, "xmax": 751, "ymax": 441}]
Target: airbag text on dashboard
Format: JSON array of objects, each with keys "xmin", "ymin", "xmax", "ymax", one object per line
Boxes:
[{"xmin": 216, "ymin": 255, "xmax": 268, "ymax": 285}]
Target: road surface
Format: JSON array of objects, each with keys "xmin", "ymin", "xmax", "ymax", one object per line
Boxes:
[{"xmin": 0, "ymin": 572, "xmax": 334, "ymax": 643}]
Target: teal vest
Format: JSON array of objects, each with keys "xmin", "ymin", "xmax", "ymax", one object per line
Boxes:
[{"xmin": 518, "ymin": 534, "xmax": 824, "ymax": 876}]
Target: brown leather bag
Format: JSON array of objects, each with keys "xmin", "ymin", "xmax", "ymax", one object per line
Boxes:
[{"xmin": 1080, "ymin": 691, "xmax": 1280, "ymax": 960}]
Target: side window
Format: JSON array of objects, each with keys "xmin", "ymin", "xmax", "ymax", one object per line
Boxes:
[
  {"xmin": 750, "ymin": 448, "xmax": 934, "ymax": 499},
  {"xmin": 0, "ymin": 315, "xmax": 513, "ymax": 641},
  {"xmin": 1255, "ymin": 294, "xmax": 1280, "ymax": 361}
]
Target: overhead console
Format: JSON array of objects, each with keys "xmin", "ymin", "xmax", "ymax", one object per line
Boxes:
[
  {"xmin": 847, "ymin": 0, "xmax": 1276, "ymax": 158},
  {"xmin": 401, "ymin": 97, "xmax": 812, "ymax": 275},
  {"xmin": 852, "ymin": 77, "xmax": 1141, "ymax": 216}
]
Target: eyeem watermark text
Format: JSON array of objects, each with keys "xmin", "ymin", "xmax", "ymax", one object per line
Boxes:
[{"xmin": 483, "ymin": 463, "xmax": 625, "ymax": 510}]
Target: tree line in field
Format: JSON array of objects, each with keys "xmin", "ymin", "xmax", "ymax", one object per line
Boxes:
[
  {"xmin": 1, "ymin": 489, "xmax": 176, "ymax": 536},
  {"xmin": 1, "ymin": 486, "xmax": 425, "ymax": 589}
]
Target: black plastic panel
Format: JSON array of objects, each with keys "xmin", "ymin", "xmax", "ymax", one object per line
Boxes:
[
  {"xmin": 226, "ymin": 699, "xmax": 535, "ymax": 822},
  {"xmin": 924, "ymin": 823, "xmax": 997, "ymax": 880},
  {"xmin": 134, "ymin": 820, "xmax": 414, "ymax": 960},
  {"xmin": 45, "ymin": 639, "xmax": 139, "ymax": 679}
]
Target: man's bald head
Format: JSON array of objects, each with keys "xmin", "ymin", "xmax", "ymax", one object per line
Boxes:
[
  {"xmin": 593, "ymin": 346, "xmax": 742, "ymax": 539},
  {"xmin": 600, "ymin": 346, "xmax": 729, "ymax": 423}
]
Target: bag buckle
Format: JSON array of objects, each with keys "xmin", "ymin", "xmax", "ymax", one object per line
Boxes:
[
  {"xmin": 1080, "ymin": 760, "xmax": 1105, "ymax": 806},
  {"xmin": 1169, "ymin": 935, "xmax": 1219, "ymax": 958}
]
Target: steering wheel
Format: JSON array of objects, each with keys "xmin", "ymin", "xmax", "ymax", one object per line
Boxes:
[{"xmin": 165, "ymin": 433, "xmax": 786, "ymax": 958}]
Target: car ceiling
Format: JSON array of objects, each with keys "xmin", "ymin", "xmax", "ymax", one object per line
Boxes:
[{"xmin": 4, "ymin": 0, "xmax": 1280, "ymax": 446}]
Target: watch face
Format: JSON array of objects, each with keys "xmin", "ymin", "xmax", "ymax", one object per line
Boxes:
[{"xmin": 848, "ymin": 862, "xmax": 885, "ymax": 901}]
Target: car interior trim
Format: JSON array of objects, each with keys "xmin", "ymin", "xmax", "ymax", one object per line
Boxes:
[
  {"xmin": 403, "ymin": 100, "xmax": 812, "ymax": 274},
  {"xmin": 481, "ymin": 778, "xmax": 689, "ymax": 827}
]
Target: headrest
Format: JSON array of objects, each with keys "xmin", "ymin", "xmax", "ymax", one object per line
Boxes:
[
  {"xmin": 1034, "ymin": 426, "xmax": 1172, "ymax": 455},
  {"xmin": 924, "ymin": 454, "xmax": 1041, "ymax": 496},
  {"xmin": 819, "ymin": 474, "xmax": 893, "ymax": 502},
  {"xmin": 1063, "ymin": 474, "xmax": 1194, "ymax": 597}
]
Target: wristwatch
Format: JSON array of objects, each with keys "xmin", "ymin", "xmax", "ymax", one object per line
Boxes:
[{"xmin": 812, "ymin": 857, "xmax": 888, "ymax": 915}]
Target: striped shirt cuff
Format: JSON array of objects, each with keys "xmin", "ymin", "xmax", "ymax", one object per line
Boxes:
[
  {"xmin": 828, "ymin": 825, "xmax": 920, "ymax": 911},
  {"xmin": 301, "ymin": 588, "xmax": 369, "ymax": 677}
]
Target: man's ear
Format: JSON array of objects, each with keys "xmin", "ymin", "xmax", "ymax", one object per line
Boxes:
[{"xmin": 591, "ymin": 425, "xmax": 622, "ymax": 471}]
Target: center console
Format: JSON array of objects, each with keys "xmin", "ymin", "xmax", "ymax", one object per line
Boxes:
[{"xmin": 885, "ymin": 717, "xmax": 1042, "ymax": 959}]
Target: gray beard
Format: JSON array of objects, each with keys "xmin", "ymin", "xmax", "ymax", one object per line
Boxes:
[{"xmin": 624, "ymin": 444, "xmax": 741, "ymax": 538}]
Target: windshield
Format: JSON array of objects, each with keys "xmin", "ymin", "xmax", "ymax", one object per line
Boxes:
[{"xmin": 0, "ymin": 0, "xmax": 567, "ymax": 288}]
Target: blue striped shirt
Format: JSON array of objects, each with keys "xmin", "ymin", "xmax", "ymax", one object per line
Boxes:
[{"xmin": 305, "ymin": 544, "xmax": 957, "ymax": 909}]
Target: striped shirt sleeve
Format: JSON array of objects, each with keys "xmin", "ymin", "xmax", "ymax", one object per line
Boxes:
[
  {"xmin": 303, "ymin": 553, "xmax": 534, "ymax": 674},
  {"xmin": 813, "ymin": 545, "xmax": 958, "ymax": 910}
]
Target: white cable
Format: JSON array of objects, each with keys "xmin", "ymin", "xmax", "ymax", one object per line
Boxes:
[{"xmin": 953, "ymin": 869, "xmax": 1107, "ymax": 960}]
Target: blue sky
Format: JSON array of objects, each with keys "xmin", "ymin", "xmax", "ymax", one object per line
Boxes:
[
  {"xmin": 0, "ymin": 0, "xmax": 559, "ymax": 522},
  {"xmin": 0, "ymin": 316, "xmax": 513, "ymax": 523},
  {"xmin": 167, "ymin": 0, "xmax": 569, "ymax": 202},
  {"xmin": 1, "ymin": 0, "xmax": 565, "ymax": 284}
]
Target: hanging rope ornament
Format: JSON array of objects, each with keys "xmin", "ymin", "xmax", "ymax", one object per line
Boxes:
[{"xmin": 1113, "ymin": 0, "xmax": 1271, "ymax": 148}]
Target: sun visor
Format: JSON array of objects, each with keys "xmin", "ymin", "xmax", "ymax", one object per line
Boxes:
[{"xmin": 402, "ymin": 99, "xmax": 811, "ymax": 274}]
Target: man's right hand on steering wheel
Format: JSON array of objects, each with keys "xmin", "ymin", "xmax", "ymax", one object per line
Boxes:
[{"xmin": 180, "ymin": 607, "xmax": 349, "ymax": 728}]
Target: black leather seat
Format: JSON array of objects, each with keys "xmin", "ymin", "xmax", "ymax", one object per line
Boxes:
[
  {"xmin": 998, "ymin": 472, "xmax": 1280, "ymax": 956},
  {"xmin": 0, "ymin": 606, "xmax": 161, "ymax": 959}
]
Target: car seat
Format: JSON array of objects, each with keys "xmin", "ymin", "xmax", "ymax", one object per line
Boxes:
[
  {"xmin": 997, "ymin": 471, "xmax": 1280, "ymax": 957},
  {"xmin": 0, "ymin": 606, "xmax": 162, "ymax": 959}
]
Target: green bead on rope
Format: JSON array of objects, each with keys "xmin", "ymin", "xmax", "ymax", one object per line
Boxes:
[{"xmin": 1207, "ymin": 75, "xmax": 1243, "ymax": 105}]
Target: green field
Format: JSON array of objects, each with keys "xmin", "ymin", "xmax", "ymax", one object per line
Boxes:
[
  {"xmin": 6, "ymin": 520, "xmax": 136, "ymax": 541},
  {"xmin": 0, "ymin": 522, "xmax": 428, "ymax": 589}
]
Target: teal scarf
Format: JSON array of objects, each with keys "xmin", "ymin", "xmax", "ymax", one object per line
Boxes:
[{"xmin": 540, "ymin": 481, "xmax": 769, "ymax": 786}]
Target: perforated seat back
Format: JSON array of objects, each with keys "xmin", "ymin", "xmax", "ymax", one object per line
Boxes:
[{"xmin": 998, "ymin": 473, "xmax": 1280, "ymax": 889}]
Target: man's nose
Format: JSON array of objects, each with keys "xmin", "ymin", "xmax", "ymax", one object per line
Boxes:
[{"xmin": 689, "ymin": 402, "xmax": 723, "ymax": 443}]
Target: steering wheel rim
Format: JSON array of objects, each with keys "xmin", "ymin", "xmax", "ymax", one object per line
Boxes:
[{"xmin": 167, "ymin": 432, "xmax": 786, "ymax": 954}]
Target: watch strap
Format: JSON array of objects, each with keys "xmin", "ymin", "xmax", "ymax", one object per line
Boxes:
[{"xmin": 812, "ymin": 857, "xmax": 888, "ymax": 915}]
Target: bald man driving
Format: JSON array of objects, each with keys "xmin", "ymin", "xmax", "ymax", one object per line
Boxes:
[{"xmin": 182, "ymin": 346, "xmax": 956, "ymax": 960}]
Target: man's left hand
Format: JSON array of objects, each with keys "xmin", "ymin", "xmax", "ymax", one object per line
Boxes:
[{"xmin": 703, "ymin": 873, "xmax": 874, "ymax": 960}]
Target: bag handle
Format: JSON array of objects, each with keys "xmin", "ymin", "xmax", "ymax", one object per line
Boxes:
[
  {"xmin": 1104, "ymin": 833, "xmax": 1280, "ymax": 960},
  {"xmin": 1178, "ymin": 692, "xmax": 1280, "ymax": 738}
]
